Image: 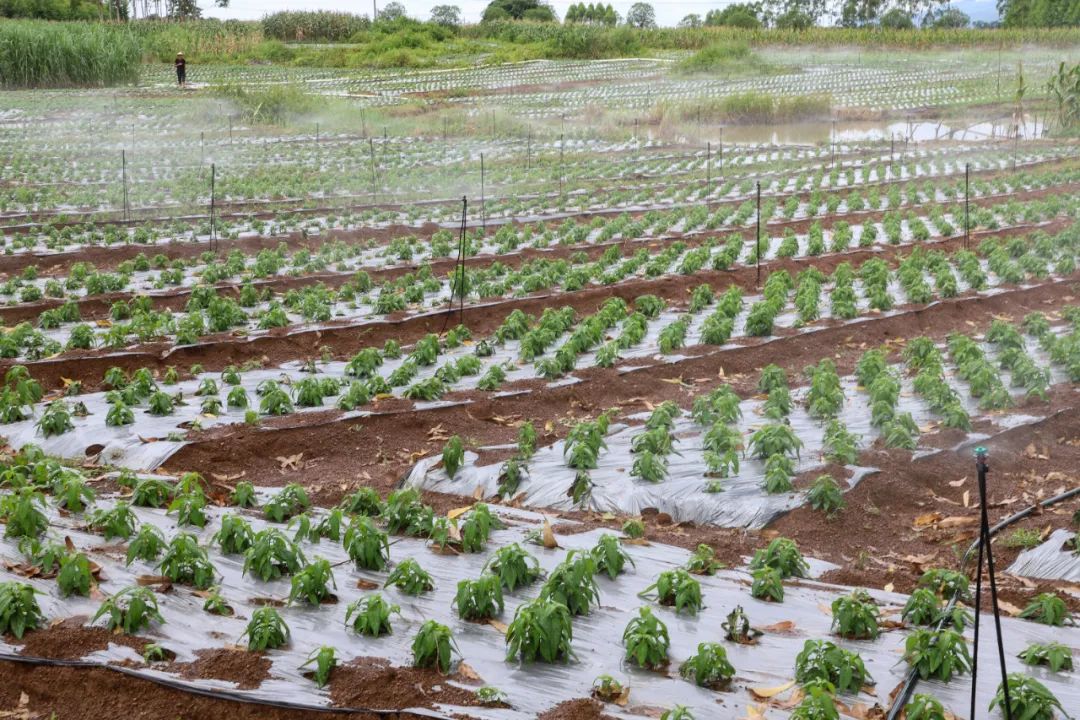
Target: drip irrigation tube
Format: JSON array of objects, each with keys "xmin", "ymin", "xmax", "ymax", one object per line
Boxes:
[
  {"xmin": 0, "ymin": 652, "xmax": 450, "ymax": 718},
  {"xmin": 885, "ymin": 482, "xmax": 1080, "ymax": 720}
]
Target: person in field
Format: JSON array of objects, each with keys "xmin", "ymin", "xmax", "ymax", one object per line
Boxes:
[{"xmin": 175, "ymin": 52, "xmax": 186, "ymax": 87}]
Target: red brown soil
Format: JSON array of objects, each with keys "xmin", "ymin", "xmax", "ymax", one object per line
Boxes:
[
  {"xmin": 537, "ymin": 699, "xmax": 618, "ymax": 720},
  {"xmin": 0, "ymin": 661, "xmax": 434, "ymax": 720},
  {"xmin": 16, "ymin": 616, "xmax": 151, "ymax": 660},
  {"xmin": 175, "ymin": 647, "xmax": 272, "ymax": 690},
  {"xmin": 328, "ymin": 657, "xmax": 484, "ymax": 710}
]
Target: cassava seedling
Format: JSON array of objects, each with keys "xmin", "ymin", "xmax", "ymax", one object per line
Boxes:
[
  {"xmin": 92, "ymin": 586, "xmax": 164, "ymax": 634},
  {"xmin": 795, "ymin": 639, "xmax": 873, "ymax": 693},
  {"xmin": 623, "ymin": 607, "xmax": 670, "ymax": 669},
  {"xmin": 1018, "ymin": 642, "xmax": 1074, "ymax": 672},
  {"xmin": 454, "ymin": 574, "xmax": 504, "ymax": 621},
  {"xmin": 831, "ymin": 591, "xmax": 879, "ymax": 639},
  {"xmin": 1019, "ymin": 593, "xmax": 1073, "ymax": 626},
  {"xmin": 243, "ymin": 528, "xmax": 305, "ymax": 582},
  {"xmin": 685, "ymin": 544, "xmax": 723, "ymax": 575},
  {"xmin": 904, "ymin": 694, "xmax": 947, "ymax": 720},
  {"xmin": 345, "ymin": 594, "xmax": 399, "ymax": 637},
  {"xmin": 540, "ymin": 550, "xmax": 600, "ymax": 616},
  {"xmin": 0, "ymin": 581, "xmax": 44, "ymax": 638},
  {"xmin": 301, "ymin": 646, "xmax": 336, "ymax": 688},
  {"xmin": 680, "ymin": 642, "xmax": 735, "ymax": 688},
  {"xmin": 723, "ymin": 605, "xmax": 762, "ymax": 644},
  {"xmin": 289, "ymin": 557, "xmax": 336, "ymax": 605},
  {"xmin": 412, "ymin": 620, "xmax": 455, "ymax": 673},
  {"xmin": 640, "ymin": 569, "xmax": 702, "ymax": 615},
  {"xmin": 590, "ymin": 534, "xmax": 634, "ymax": 580},
  {"xmin": 990, "ymin": 673, "xmax": 1065, "ymax": 720},
  {"xmin": 591, "ymin": 674, "xmax": 626, "ymax": 703},
  {"xmin": 242, "ymin": 607, "xmax": 290, "ymax": 651},
  {"xmin": 505, "ymin": 596, "xmax": 574, "ymax": 663},
  {"xmin": 750, "ymin": 537, "xmax": 809, "ymax": 579},
  {"xmin": 483, "ymin": 543, "xmax": 542, "ymax": 591},
  {"xmin": 125, "ymin": 523, "xmax": 166, "ymax": 565},
  {"xmin": 386, "ymin": 558, "xmax": 434, "ymax": 595}
]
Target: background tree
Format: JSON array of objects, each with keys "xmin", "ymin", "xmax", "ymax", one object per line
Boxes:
[
  {"xmin": 378, "ymin": 1, "xmax": 407, "ymax": 21},
  {"xmin": 838, "ymin": 0, "xmax": 887, "ymax": 26},
  {"xmin": 705, "ymin": 3, "xmax": 763, "ymax": 27},
  {"xmin": 923, "ymin": 4, "xmax": 969, "ymax": 26},
  {"xmin": 678, "ymin": 12, "xmax": 703, "ymax": 27},
  {"xmin": 482, "ymin": 0, "xmax": 557, "ymax": 22},
  {"xmin": 625, "ymin": 1, "xmax": 655, "ymax": 27},
  {"xmin": 1000, "ymin": 0, "xmax": 1080, "ymax": 26},
  {"xmin": 430, "ymin": 4, "xmax": 461, "ymax": 27},
  {"xmin": 879, "ymin": 6, "xmax": 915, "ymax": 26}
]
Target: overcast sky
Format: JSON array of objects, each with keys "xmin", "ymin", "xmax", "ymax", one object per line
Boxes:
[{"xmin": 204, "ymin": 0, "xmax": 999, "ymax": 27}]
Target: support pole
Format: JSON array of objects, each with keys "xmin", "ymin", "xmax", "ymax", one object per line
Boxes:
[
  {"xmin": 755, "ymin": 181, "xmax": 762, "ymax": 286},
  {"xmin": 209, "ymin": 163, "xmax": 217, "ymax": 253},
  {"xmin": 969, "ymin": 447, "xmax": 1013, "ymax": 720},
  {"xmin": 559, "ymin": 133, "xmax": 565, "ymax": 197},
  {"xmin": 121, "ymin": 149, "xmax": 129, "ymax": 223},
  {"xmin": 719, "ymin": 126, "xmax": 724, "ymax": 174},
  {"xmin": 229, "ymin": 116, "xmax": 233, "ymax": 144},
  {"xmin": 964, "ymin": 163, "xmax": 971, "ymax": 251},
  {"xmin": 480, "ymin": 153, "xmax": 486, "ymax": 234},
  {"xmin": 706, "ymin": 142, "xmax": 711, "ymax": 190},
  {"xmin": 368, "ymin": 138, "xmax": 377, "ymax": 203}
]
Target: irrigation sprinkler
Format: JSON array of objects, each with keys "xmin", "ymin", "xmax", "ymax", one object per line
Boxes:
[
  {"xmin": 131, "ymin": 123, "xmax": 135, "ymax": 157},
  {"xmin": 559, "ymin": 133, "xmax": 565, "ymax": 197},
  {"xmin": 1012, "ymin": 132, "xmax": 1019, "ymax": 171},
  {"xmin": 706, "ymin": 142, "xmax": 711, "ymax": 190},
  {"xmin": 209, "ymin": 163, "xmax": 217, "ymax": 253},
  {"xmin": 200, "ymin": 131, "xmax": 205, "ymax": 167},
  {"xmin": 368, "ymin": 139, "xmax": 378, "ymax": 203},
  {"xmin": 316, "ymin": 122, "xmax": 320, "ymax": 144},
  {"xmin": 755, "ymin": 181, "xmax": 762, "ymax": 287},
  {"xmin": 719, "ymin": 127, "xmax": 724, "ymax": 174},
  {"xmin": 526, "ymin": 127, "xmax": 532, "ymax": 170},
  {"xmin": 480, "ymin": 153, "xmax": 486, "ymax": 234},
  {"xmin": 121, "ymin": 150, "xmax": 129, "ymax": 223},
  {"xmin": 442, "ymin": 196, "xmax": 468, "ymax": 333},
  {"xmin": 229, "ymin": 116, "xmax": 233, "ymax": 144},
  {"xmin": 361, "ymin": 109, "xmax": 367, "ymax": 138},
  {"xmin": 968, "ymin": 446, "xmax": 1013, "ymax": 720},
  {"xmin": 964, "ymin": 163, "xmax": 971, "ymax": 251},
  {"xmin": 830, "ymin": 119, "xmax": 837, "ymax": 169}
]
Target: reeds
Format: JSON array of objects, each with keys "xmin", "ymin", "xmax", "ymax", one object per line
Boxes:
[{"xmin": 0, "ymin": 20, "xmax": 140, "ymax": 88}]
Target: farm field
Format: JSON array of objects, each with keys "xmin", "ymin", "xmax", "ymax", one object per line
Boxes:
[{"xmin": 1, "ymin": 40, "xmax": 1080, "ymax": 720}]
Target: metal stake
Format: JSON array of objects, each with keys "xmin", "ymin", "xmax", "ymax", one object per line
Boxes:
[{"xmin": 755, "ymin": 181, "xmax": 762, "ymax": 286}]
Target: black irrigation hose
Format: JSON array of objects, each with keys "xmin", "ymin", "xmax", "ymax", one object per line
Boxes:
[
  {"xmin": 0, "ymin": 652, "xmax": 450, "ymax": 719},
  {"xmin": 885, "ymin": 482, "xmax": 1080, "ymax": 720}
]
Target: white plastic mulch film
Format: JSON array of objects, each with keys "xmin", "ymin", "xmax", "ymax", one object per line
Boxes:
[
  {"xmin": 2, "ymin": 498, "xmax": 1079, "ymax": 719},
  {"xmin": 1007, "ymin": 529, "xmax": 1080, "ymax": 585}
]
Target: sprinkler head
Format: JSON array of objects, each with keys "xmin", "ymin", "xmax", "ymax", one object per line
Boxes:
[{"xmin": 974, "ymin": 446, "xmax": 988, "ymax": 460}]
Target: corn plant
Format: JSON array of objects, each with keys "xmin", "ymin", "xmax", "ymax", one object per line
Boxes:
[
  {"xmin": 680, "ymin": 642, "xmax": 735, "ymax": 688},
  {"xmin": 386, "ymin": 558, "xmax": 434, "ymax": 595},
  {"xmin": 289, "ymin": 557, "xmax": 336, "ymax": 605},
  {"xmin": 641, "ymin": 569, "xmax": 702, "ymax": 615},
  {"xmin": 301, "ymin": 646, "xmax": 336, "ymax": 688},
  {"xmin": 795, "ymin": 639, "xmax": 872, "ymax": 693},
  {"xmin": 1018, "ymin": 642, "xmax": 1074, "ymax": 672},
  {"xmin": 0, "ymin": 581, "xmax": 44, "ymax": 638},
  {"xmin": 750, "ymin": 537, "xmax": 809, "ymax": 578},
  {"xmin": 242, "ymin": 607, "xmax": 290, "ymax": 651},
  {"xmin": 412, "ymin": 620, "xmax": 455, "ymax": 673},
  {"xmin": 831, "ymin": 591, "xmax": 879, "ymax": 639},
  {"xmin": 158, "ymin": 533, "xmax": 216, "ymax": 589},
  {"xmin": 505, "ymin": 596, "xmax": 574, "ymax": 663},
  {"xmin": 990, "ymin": 673, "xmax": 1065, "ymax": 719},
  {"xmin": 540, "ymin": 550, "xmax": 600, "ymax": 616},
  {"xmin": 455, "ymin": 574, "xmax": 504, "ymax": 621},
  {"xmin": 483, "ymin": 543, "xmax": 542, "ymax": 591},
  {"xmin": 345, "ymin": 593, "xmax": 399, "ymax": 637},
  {"xmin": 92, "ymin": 586, "xmax": 164, "ymax": 634},
  {"xmin": 623, "ymin": 607, "xmax": 669, "ymax": 669}
]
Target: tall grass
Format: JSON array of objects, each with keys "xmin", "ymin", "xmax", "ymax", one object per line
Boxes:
[
  {"xmin": 652, "ymin": 92, "xmax": 833, "ymax": 124},
  {"xmin": 0, "ymin": 20, "xmax": 140, "ymax": 88},
  {"xmin": 128, "ymin": 19, "xmax": 263, "ymax": 63},
  {"xmin": 261, "ymin": 11, "xmax": 371, "ymax": 42}
]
